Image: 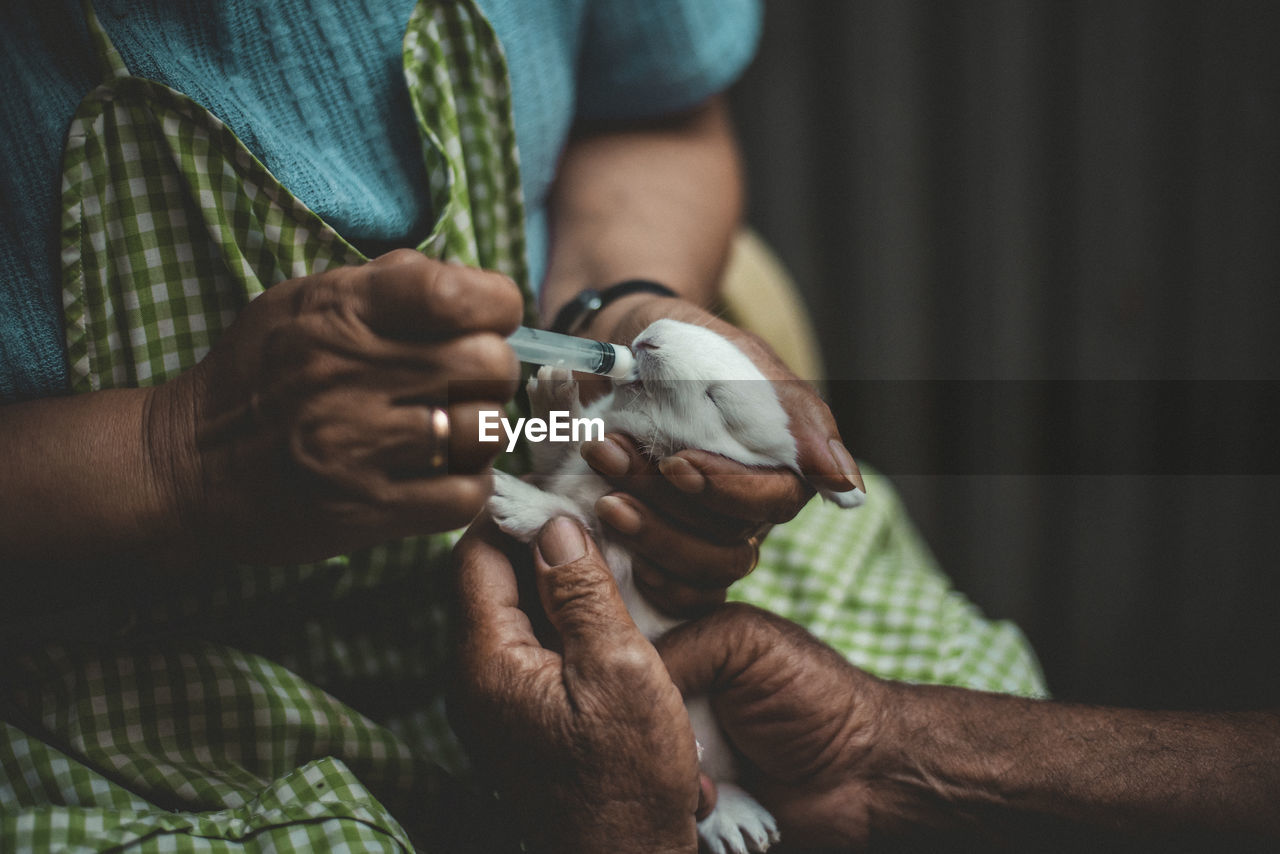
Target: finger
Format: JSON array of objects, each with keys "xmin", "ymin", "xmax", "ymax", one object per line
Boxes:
[
  {"xmin": 355, "ymin": 403, "xmax": 455, "ymax": 475},
  {"xmin": 287, "ymin": 391, "xmax": 502, "ymax": 483},
  {"xmin": 368, "ymin": 470, "xmax": 496, "ymax": 534},
  {"xmin": 452, "ymin": 515, "xmax": 542, "ymax": 657},
  {"xmin": 631, "ymin": 556, "xmax": 728, "ymax": 619},
  {"xmin": 355, "ymin": 249, "xmax": 524, "ymax": 339},
  {"xmin": 661, "ymin": 449, "xmax": 812, "ymax": 525},
  {"xmin": 655, "ymin": 603, "xmax": 778, "ymax": 698},
  {"xmin": 449, "ymin": 516, "xmax": 555, "ymax": 748},
  {"xmin": 596, "ymin": 494, "xmax": 757, "ymax": 590},
  {"xmin": 440, "ymin": 402, "xmax": 509, "ymax": 472},
  {"xmin": 579, "ymin": 431, "xmax": 658, "ymax": 481},
  {"xmin": 378, "ymin": 331, "xmax": 520, "ymax": 403},
  {"xmin": 641, "ymin": 316, "xmax": 866, "ymax": 501},
  {"xmin": 375, "ymin": 401, "xmax": 510, "ymax": 476},
  {"xmin": 774, "ymin": 381, "xmax": 867, "ymax": 497},
  {"xmin": 262, "ymin": 319, "xmax": 520, "ymax": 406},
  {"xmin": 532, "ymin": 517, "xmax": 654, "ymax": 683},
  {"xmin": 581, "ymin": 435, "xmax": 756, "ymax": 540},
  {"xmin": 698, "ymin": 329, "xmax": 866, "ymax": 499}
]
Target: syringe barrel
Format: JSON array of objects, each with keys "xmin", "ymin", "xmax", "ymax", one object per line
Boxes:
[{"xmin": 506, "ymin": 326, "xmax": 635, "ymax": 379}]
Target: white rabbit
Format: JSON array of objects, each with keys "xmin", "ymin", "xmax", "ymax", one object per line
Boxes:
[{"xmin": 488, "ymin": 318, "xmax": 863, "ymax": 854}]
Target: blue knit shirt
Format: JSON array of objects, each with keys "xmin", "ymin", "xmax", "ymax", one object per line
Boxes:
[{"xmin": 0, "ymin": 0, "xmax": 760, "ymax": 400}]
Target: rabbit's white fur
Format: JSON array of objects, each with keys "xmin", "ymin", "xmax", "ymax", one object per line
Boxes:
[{"xmin": 488, "ymin": 318, "xmax": 862, "ymax": 854}]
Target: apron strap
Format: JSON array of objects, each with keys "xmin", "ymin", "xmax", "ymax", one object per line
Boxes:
[{"xmin": 81, "ymin": 0, "xmax": 132, "ymax": 82}]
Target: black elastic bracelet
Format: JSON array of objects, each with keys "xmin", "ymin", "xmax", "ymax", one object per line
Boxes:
[{"xmin": 548, "ymin": 279, "xmax": 679, "ymax": 335}]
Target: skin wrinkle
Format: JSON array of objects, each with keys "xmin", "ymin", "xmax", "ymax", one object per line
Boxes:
[
  {"xmin": 3, "ymin": 17, "xmax": 818, "ymax": 843},
  {"xmin": 629, "ymin": 528, "xmax": 749, "ymax": 590},
  {"xmin": 623, "ymin": 488, "xmax": 746, "ymax": 545},
  {"xmin": 671, "ymin": 454, "xmax": 809, "ymax": 525},
  {"xmin": 656, "ymin": 605, "xmax": 881, "ymax": 847},
  {"xmin": 744, "ymin": 652, "xmax": 853, "ymax": 780},
  {"xmin": 584, "ymin": 435, "xmax": 787, "ymax": 604},
  {"xmin": 585, "ymin": 296, "xmax": 861, "ymax": 509},
  {"xmin": 435, "ymin": 87, "xmax": 864, "ymax": 847},
  {"xmin": 142, "ymin": 383, "xmax": 203, "ymax": 560},
  {"xmin": 539, "ymin": 574, "xmax": 611, "ymax": 642},
  {"xmin": 421, "ymin": 261, "xmax": 466, "ymax": 328},
  {"xmin": 452, "ymin": 518, "xmax": 700, "ymax": 853},
  {"xmin": 873, "ymin": 683, "xmax": 1280, "ymax": 844}
]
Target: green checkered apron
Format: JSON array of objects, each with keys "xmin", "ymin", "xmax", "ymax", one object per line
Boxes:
[
  {"xmin": 1, "ymin": 2, "xmax": 1045, "ymax": 851},
  {"xmin": 4, "ymin": 1, "xmax": 529, "ymax": 850}
]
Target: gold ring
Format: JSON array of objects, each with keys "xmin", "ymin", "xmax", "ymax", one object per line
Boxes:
[{"xmin": 427, "ymin": 406, "xmax": 450, "ymax": 474}]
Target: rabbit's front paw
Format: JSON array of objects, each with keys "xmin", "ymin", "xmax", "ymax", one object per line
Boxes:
[
  {"xmin": 526, "ymin": 365, "xmax": 580, "ymax": 420},
  {"xmin": 697, "ymin": 783, "xmax": 780, "ymax": 854},
  {"xmin": 488, "ymin": 470, "xmax": 589, "ymax": 542}
]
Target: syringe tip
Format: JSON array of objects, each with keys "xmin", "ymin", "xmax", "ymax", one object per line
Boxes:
[{"xmin": 605, "ymin": 344, "xmax": 636, "ymax": 381}]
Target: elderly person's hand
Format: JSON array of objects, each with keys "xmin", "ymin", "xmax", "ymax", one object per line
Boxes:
[
  {"xmin": 657, "ymin": 603, "xmax": 889, "ymax": 850},
  {"xmin": 449, "ymin": 515, "xmax": 701, "ymax": 854},
  {"xmin": 1, "ymin": 250, "xmax": 522, "ymax": 570},
  {"xmin": 659, "ymin": 604, "xmax": 1280, "ymax": 851},
  {"xmin": 152, "ymin": 249, "xmax": 523, "ymax": 564},
  {"xmin": 579, "ymin": 294, "xmax": 864, "ymax": 617}
]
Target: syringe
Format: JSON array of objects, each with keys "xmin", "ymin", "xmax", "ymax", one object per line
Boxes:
[{"xmin": 507, "ymin": 326, "xmax": 636, "ymax": 380}]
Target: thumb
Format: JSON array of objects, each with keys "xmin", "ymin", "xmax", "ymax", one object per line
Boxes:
[
  {"xmin": 656, "ymin": 603, "xmax": 807, "ymax": 702},
  {"xmin": 534, "ymin": 516, "xmax": 649, "ymax": 677},
  {"xmin": 654, "ymin": 604, "xmax": 760, "ymax": 700},
  {"xmin": 793, "ymin": 416, "xmax": 867, "ymax": 497},
  {"xmin": 770, "ymin": 380, "xmax": 866, "ymax": 498}
]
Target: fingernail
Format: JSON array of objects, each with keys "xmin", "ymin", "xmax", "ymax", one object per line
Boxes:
[
  {"xmin": 597, "ymin": 495, "xmax": 643, "ymax": 535},
  {"xmin": 538, "ymin": 517, "xmax": 586, "ymax": 566},
  {"xmin": 658, "ymin": 456, "xmax": 706, "ymax": 494},
  {"xmin": 828, "ymin": 439, "xmax": 867, "ymax": 492},
  {"xmin": 581, "ymin": 435, "xmax": 630, "ymax": 477}
]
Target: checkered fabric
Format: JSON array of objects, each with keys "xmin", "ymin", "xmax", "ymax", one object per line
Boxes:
[
  {"xmin": 2, "ymin": 1, "xmax": 1044, "ymax": 851},
  {"xmin": 738, "ymin": 472, "xmax": 1043, "ymax": 694},
  {"xmin": 63, "ymin": 0, "xmax": 531, "ymax": 395}
]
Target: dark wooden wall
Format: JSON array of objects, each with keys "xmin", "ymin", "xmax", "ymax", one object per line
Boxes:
[{"xmin": 731, "ymin": 0, "xmax": 1280, "ymax": 708}]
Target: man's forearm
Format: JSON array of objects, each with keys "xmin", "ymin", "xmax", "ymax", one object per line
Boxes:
[
  {"xmin": 539, "ymin": 95, "xmax": 744, "ymax": 331},
  {"xmin": 875, "ymin": 681, "xmax": 1280, "ymax": 844}
]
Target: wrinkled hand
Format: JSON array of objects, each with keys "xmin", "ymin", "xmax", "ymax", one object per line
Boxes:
[
  {"xmin": 580, "ymin": 432, "xmax": 802, "ymax": 616},
  {"xmin": 150, "ymin": 249, "xmax": 523, "ymax": 564},
  {"xmin": 657, "ymin": 603, "xmax": 891, "ymax": 850},
  {"xmin": 580, "ymin": 296, "xmax": 864, "ymax": 615},
  {"xmin": 664, "ymin": 606, "xmax": 1280, "ymax": 851},
  {"xmin": 449, "ymin": 515, "xmax": 700, "ymax": 854}
]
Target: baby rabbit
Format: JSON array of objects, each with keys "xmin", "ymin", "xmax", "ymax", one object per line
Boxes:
[{"xmin": 488, "ymin": 318, "xmax": 862, "ymax": 854}]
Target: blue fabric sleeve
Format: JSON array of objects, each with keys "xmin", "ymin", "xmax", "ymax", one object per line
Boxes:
[{"xmin": 576, "ymin": 0, "xmax": 762, "ymax": 121}]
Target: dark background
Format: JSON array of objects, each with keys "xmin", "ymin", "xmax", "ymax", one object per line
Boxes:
[{"xmin": 730, "ymin": 0, "xmax": 1280, "ymax": 709}]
